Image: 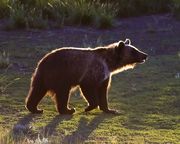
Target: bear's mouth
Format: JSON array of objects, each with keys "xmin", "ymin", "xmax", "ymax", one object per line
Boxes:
[
  {"xmin": 138, "ymin": 59, "xmax": 146, "ymax": 64},
  {"xmin": 138, "ymin": 55, "xmax": 148, "ymax": 64},
  {"xmin": 137, "ymin": 53, "xmax": 148, "ymax": 64}
]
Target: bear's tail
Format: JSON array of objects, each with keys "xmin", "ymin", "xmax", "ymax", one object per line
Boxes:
[{"xmin": 25, "ymin": 68, "xmax": 47, "ymax": 113}]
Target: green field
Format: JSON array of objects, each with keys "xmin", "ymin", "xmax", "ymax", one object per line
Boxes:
[
  {"xmin": 0, "ymin": 54, "xmax": 180, "ymax": 143},
  {"xmin": 0, "ymin": 14, "xmax": 180, "ymax": 143}
]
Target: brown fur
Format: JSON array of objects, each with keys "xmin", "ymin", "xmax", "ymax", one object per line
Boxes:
[{"xmin": 25, "ymin": 39, "xmax": 148, "ymax": 114}]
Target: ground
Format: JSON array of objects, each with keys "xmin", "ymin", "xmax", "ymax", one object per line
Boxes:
[{"xmin": 0, "ymin": 14, "xmax": 180, "ymax": 143}]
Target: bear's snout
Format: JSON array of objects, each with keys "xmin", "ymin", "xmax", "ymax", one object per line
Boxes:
[
  {"xmin": 143, "ymin": 53, "xmax": 148, "ymax": 60},
  {"xmin": 139, "ymin": 53, "xmax": 148, "ymax": 63}
]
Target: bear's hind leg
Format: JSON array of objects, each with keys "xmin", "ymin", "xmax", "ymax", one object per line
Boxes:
[
  {"xmin": 25, "ymin": 85, "xmax": 47, "ymax": 114},
  {"xmin": 80, "ymin": 84, "xmax": 98, "ymax": 112},
  {"xmin": 54, "ymin": 86, "xmax": 75, "ymax": 115}
]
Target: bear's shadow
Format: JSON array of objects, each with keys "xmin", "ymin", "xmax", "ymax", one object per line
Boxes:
[
  {"xmin": 12, "ymin": 112, "xmax": 115, "ymax": 143},
  {"xmin": 40, "ymin": 114, "xmax": 73, "ymax": 137},
  {"xmin": 62, "ymin": 113, "xmax": 112, "ymax": 143},
  {"xmin": 12, "ymin": 113, "xmax": 72, "ymax": 141}
]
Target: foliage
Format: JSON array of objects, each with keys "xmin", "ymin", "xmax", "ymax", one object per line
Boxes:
[
  {"xmin": 101, "ymin": 0, "xmax": 172, "ymax": 17},
  {"xmin": 6, "ymin": 1, "xmax": 48, "ymax": 29},
  {"xmin": 0, "ymin": 0, "xmax": 115, "ymax": 29},
  {"xmin": 172, "ymin": 0, "xmax": 180, "ymax": 19},
  {"xmin": 0, "ymin": 51, "xmax": 9, "ymax": 69},
  {"xmin": 0, "ymin": 0, "xmax": 9, "ymax": 18},
  {"xmin": 0, "ymin": 0, "xmax": 180, "ymax": 29}
]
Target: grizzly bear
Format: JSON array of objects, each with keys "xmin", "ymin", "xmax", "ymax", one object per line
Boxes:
[{"xmin": 25, "ymin": 39, "xmax": 147, "ymax": 114}]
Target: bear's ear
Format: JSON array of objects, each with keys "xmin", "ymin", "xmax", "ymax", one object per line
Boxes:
[
  {"xmin": 118, "ymin": 41, "xmax": 125, "ymax": 48},
  {"xmin": 125, "ymin": 39, "xmax": 131, "ymax": 45},
  {"xmin": 115, "ymin": 41, "xmax": 125, "ymax": 54}
]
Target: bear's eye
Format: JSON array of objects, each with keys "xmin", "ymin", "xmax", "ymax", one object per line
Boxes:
[{"xmin": 131, "ymin": 49, "xmax": 138, "ymax": 57}]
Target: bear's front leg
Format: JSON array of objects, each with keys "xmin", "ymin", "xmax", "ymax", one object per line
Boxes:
[
  {"xmin": 55, "ymin": 87, "xmax": 75, "ymax": 115},
  {"xmin": 98, "ymin": 78, "xmax": 119, "ymax": 114},
  {"xmin": 80, "ymin": 83, "xmax": 99, "ymax": 112}
]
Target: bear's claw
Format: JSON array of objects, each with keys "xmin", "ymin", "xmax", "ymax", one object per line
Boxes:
[
  {"xmin": 59, "ymin": 108, "xmax": 75, "ymax": 115},
  {"xmin": 25, "ymin": 105, "xmax": 43, "ymax": 114},
  {"xmin": 32, "ymin": 109, "xmax": 43, "ymax": 114},
  {"xmin": 102, "ymin": 109, "xmax": 119, "ymax": 114},
  {"xmin": 85, "ymin": 105, "xmax": 97, "ymax": 112}
]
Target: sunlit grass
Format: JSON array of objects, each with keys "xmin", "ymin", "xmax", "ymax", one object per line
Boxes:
[{"xmin": 0, "ymin": 54, "xmax": 179, "ymax": 143}]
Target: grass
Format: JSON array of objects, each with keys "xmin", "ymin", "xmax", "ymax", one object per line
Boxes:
[
  {"xmin": 0, "ymin": 13, "xmax": 179, "ymax": 143},
  {"xmin": 0, "ymin": 51, "xmax": 9, "ymax": 69},
  {"xmin": 172, "ymin": 0, "xmax": 180, "ymax": 20},
  {"xmin": 0, "ymin": 54, "xmax": 179, "ymax": 143},
  {"xmin": 102, "ymin": 0, "xmax": 172, "ymax": 17},
  {"xmin": 0, "ymin": 0, "xmax": 179, "ymax": 29},
  {"xmin": 1, "ymin": 0, "xmax": 115, "ymax": 29}
]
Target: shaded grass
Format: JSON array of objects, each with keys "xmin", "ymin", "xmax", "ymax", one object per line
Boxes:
[
  {"xmin": 105, "ymin": 0, "xmax": 173, "ymax": 17},
  {"xmin": 0, "ymin": 51, "xmax": 9, "ymax": 69},
  {"xmin": 172, "ymin": 0, "xmax": 180, "ymax": 20},
  {"xmin": 0, "ymin": 54, "xmax": 180, "ymax": 143}
]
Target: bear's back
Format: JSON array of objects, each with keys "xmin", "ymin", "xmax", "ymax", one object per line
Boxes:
[{"xmin": 37, "ymin": 48, "xmax": 108, "ymax": 87}]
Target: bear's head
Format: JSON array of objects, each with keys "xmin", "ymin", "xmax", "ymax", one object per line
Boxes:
[{"xmin": 116, "ymin": 39, "xmax": 148, "ymax": 66}]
